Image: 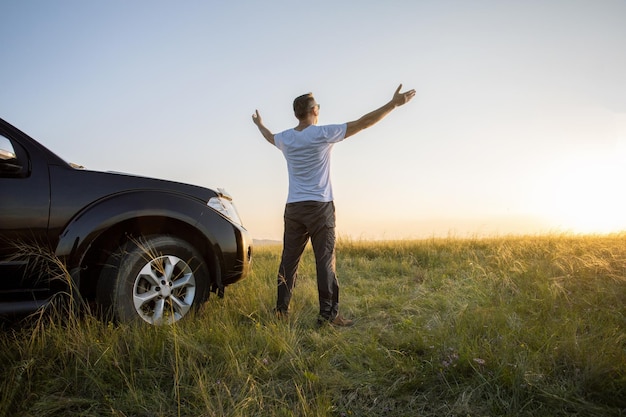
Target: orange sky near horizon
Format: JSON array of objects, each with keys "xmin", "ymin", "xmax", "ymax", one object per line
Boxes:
[{"xmin": 2, "ymin": 1, "xmax": 625, "ymax": 240}]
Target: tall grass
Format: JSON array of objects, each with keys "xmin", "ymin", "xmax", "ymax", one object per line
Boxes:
[{"xmin": 1, "ymin": 234, "xmax": 624, "ymax": 416}]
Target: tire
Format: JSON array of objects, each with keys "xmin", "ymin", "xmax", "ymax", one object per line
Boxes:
[{"xmin": 97, "ymin": 235, "xmax": 210, "ymax": 324}]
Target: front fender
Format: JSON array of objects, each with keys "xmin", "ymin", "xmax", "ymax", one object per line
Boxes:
[{"xmin": 55, "ymin": 190, "xmax": 234, "ymax": 268}]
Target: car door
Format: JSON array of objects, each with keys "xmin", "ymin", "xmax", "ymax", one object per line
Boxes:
[{"xmin": 0, "ymin": 132, "xmax": 51, "ymax": 296}]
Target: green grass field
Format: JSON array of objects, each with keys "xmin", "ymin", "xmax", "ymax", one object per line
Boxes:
[{"xmin": 1, "ymin": 234, "xmax": 625, "ymax": 416}]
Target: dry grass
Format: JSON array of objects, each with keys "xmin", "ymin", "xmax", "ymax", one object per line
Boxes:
[{"xmin": 1, "ymin": 234, "xmax": 625, "ymax": 416}]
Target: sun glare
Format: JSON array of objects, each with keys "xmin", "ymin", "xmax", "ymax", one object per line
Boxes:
[{"xmin": 539, "ymin": 150, "xmax": 626, "ymax": 234}]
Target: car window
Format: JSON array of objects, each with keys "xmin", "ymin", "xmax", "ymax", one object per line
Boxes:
[
  {"xmin": 0, "ymin": 135, "xmax": 16, "ymax": 160},
  {"xmin": 0, "ymin": 134, "xmax": 29, "ymax": 177}
]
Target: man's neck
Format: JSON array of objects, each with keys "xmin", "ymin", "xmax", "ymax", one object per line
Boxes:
[
  {"xmin": 294, "ymin": 115, "xmax": 317, "ymax": 131},
  {"xmin": 294, "ymin": 122, "xmax": 312, "ymax": 132}
]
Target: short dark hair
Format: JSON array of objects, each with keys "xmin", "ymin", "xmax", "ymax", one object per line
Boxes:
[{"xmin": 293, "ymin": 93, "xmax": 316, "ymax": 120}]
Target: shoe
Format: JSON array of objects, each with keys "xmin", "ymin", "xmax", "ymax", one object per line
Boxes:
[
  {"xmin": 317, "ymin": 315, "xmax": 354, "ymax": 327},
  {"xmin": 330, "ymin": 315, "xmax": 354, "ymax": 327},
  {"xmin": 273, "ymin": 308, "xmax": 289, "ymax": 320}
]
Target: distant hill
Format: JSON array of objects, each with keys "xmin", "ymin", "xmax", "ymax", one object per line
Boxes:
[{"xmin": 253, "ymin": 239, "xmax": 281, "ymax": 246}]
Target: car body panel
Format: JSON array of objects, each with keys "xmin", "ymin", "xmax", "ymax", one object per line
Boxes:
[{"xmin": 0, "ymin": 117, "xmax": 251, "ymax": 315}]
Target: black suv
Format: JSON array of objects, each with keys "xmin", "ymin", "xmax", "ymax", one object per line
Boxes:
[{"xmin": 0, "ymin": 118, "xmax": 252, "ymax": 324}]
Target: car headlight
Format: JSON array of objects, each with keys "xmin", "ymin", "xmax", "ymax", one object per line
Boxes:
[{"xmin": 207, "ymin": 188, "xmax": 243, "ymax": 226}]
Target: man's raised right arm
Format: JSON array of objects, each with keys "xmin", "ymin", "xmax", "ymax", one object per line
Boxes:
[{"xmin": 252, "ymin": 110, "xmax": 275, "ymax": 145}]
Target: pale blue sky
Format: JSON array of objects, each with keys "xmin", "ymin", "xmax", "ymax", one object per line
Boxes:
[{"xmin": 2, "ymin": 1, "xmax": 625, "ymax": 239}]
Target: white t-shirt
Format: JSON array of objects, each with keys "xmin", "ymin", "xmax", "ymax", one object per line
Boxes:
[{"xmin": 274, "ymin": 124, "xmax": 347, "ymax": 203}]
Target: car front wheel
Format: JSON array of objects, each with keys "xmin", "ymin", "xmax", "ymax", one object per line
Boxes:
[{"xmin": 97, "ymin": 235, "xmax": 210, "ymax": 325}]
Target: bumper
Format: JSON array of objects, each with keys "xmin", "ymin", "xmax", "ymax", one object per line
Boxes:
[{"xmin": 220, "ymin": 223, "xmax": 252, "ymax": 286}]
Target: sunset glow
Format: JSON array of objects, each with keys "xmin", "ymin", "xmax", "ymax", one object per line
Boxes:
[
  {"xmin": 537, "ymin": 150, "xmax": 626, "ymax": 234},
  {"xmin": 2, "ymin": 1, "xmax": 625, "ymax": 240}
]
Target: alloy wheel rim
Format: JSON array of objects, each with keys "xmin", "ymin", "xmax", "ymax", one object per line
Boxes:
[{"xmin": 132, "ymin": 255, "xmax": 196, "ymax": 324}]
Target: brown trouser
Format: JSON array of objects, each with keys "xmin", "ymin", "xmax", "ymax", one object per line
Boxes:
[{"xmin": 276, "ymin": 201, "xmax": 339, "ymax": 320}]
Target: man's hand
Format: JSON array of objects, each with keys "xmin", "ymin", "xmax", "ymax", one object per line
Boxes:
[
  {"xmin": 252, "ymin": 109, "xmax": 275, "ymax": 145},
  {"xmin": 252, "ymin": 109, "xmax": 263, "ymax": 126},
  {"xmin": 391, "ymin": 84, "xmax": 416, "ymax": 108}
]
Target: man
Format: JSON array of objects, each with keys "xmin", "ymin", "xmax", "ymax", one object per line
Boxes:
[{"xmin": 252, "ymin": 84, "xmax": 416, "ymax": 326}]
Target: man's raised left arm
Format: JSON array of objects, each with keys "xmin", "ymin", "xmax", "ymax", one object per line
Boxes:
[{"xmin": 344, "ymin": 84, "xmax": 416, "ymax": 139}]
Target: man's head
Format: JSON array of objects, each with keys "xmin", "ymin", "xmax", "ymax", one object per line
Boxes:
[{"xmin": 293, "ymin": 93, "xmax": 320, "ymax": 120}]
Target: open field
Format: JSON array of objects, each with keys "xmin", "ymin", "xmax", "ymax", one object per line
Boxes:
[{"xmin": 1, "ymin": 234, "xmax": 625, "ymax": 416}]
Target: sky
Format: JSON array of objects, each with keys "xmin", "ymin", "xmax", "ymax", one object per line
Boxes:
[{"xmin": 2, "ymin": 1, "xmax": 625, "ymax": 240}]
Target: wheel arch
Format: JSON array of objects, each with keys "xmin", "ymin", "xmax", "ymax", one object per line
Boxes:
[{"xmin": 54, "ymin": 191, "xmax": 230, "ymax": 301}]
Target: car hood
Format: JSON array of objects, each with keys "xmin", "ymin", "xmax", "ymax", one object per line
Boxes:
[{"xmin": 48, "ymin": 164, "xmax": 220, "ymax": 218}]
